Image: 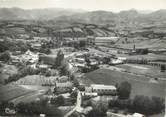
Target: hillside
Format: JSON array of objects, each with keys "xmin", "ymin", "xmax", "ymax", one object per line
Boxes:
[
  {"xmin": 0, "ymin": 7, "xmax": 84, "ymax": 20},
  {"xmin": 0, "ymin": 8, "xmax": 166, "ymax": 25}
]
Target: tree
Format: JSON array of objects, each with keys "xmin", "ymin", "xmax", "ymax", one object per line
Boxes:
[
  {"xmin": 79, "ymin": 40, "xmax": 86, "ymax": 48},
  {"xmin": 50, "ymin": 95, "xmax": 65, "ymax": 106},
  {"xmin": 54, "ymin": 50, "xmax": 64, "ymax": 68},
  {"xmin": 56, "ymin": 95, "xmax": 65, "ymax": 106},
  {"xmin": 0, "ymin": 40, "xmax": 11, "ymax": 52},
  {"xmin": 16, "ymin": 102, "xmax": 26, "ymax": 113},
  {"xmin": 72, "ymin": 78, "xmax": 79, "ymax": 87},
  {"xmin": 160, "ymin": 65, "xmax": 165, "ymax": 72},
  {"xmin": 0, "ymin": 101, "xmax": 8, "ymax": 113},
  {"xmin": 132, "ymin": 95, "xmax": 164, "ymax": 115},
  {"xmin": 87, "ymin": 102, "xmax": 108, "ymax": 117},
  {"xmin": 16, "ymin": 101, "xmax": 62, "ymax": 116},
  {"xmin": 59, "ymin": 65, "xmax": 69, "ymax": 76},
  {"xmin": 0, "ymin": 51, "xmax": 11, "ymax": 62},
  {"xmin": 108, "ymin": 95, "xmax": 164, "ymax": 115},
  {"xmin": 117, "ymin": 81, "xmax": 131, "ymax": 99},
  {"xmin": 151, "ymin": 96, "xmax": 165, "ymax": 113}
]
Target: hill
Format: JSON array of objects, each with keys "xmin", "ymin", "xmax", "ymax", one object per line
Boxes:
[
  {"xmin": 0, "ymin": 8, "xmax": 166, "ymax": 25},
  {"xmin": 0, "ymin": 7, "xmax": 84, "ymax": 20}
]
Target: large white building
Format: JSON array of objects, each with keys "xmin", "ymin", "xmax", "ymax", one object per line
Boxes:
[
  {"xmin": 86, "ymin": 84, "xmax": 117, "ymax": 95},
  {"xmin": 56, "ymin": 81, "xmax": 73, "ymax": 88}
]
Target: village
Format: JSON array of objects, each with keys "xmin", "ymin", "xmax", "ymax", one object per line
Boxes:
[
  {"xmin": 0, "ymin": 7, "xmax": 166, "ymax": 117},
  {"xmin": 0, "ymin": 26, "xmax": 166, "ymax": 117}
]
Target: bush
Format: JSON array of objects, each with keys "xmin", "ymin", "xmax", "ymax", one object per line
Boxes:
[
  {"xmin": 109, "ymin": 95, "xmax": 164, "ymax": 115},
  {"xmin": 16, "ymin": 101, "xmax": 62, "ymax": 116},
  {"xmin": 132, "ymin": 95, "xmax": 164, "ymax": 115},
  {"xmin": 87, "ymin": 102, "xmax": 108, "ymax": 117},
  {"xmin": 50, "ymin": 95, "xmax": 65, "ymax": 106},
  {"xmin": 5, "ymin": 66, "xmax": 40, "ymax": 84}
]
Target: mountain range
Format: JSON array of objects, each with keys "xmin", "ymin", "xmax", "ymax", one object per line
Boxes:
[{"xmin": 0, "ymin": 8, "xmax": 166, "ymax": 24}]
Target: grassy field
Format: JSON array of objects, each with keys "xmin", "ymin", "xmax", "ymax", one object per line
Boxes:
[
  {"xmin": 116, "ymin": 38, "xmax": 166, "ymax": 50},
  {"xmin": 0, "ymin": 84, "xmax": 34, "ymax": 101},
  {"xmin": 10, "ymin": 87, "xmax": 49, "ymax": 105},
  {"xmin": 0, "ymin": 84, "xmax": 51, "ymax": 104},
  {"xmin": 124, "ymin": 53, "xmax": 166, "ymax": 61},
  {"xmin": 84, "ymin": 69, "xmax": 165, "ymax": 98},
  {"xmin": 117, "ymin": 64, "xmax": 166, "ymax": 78}
]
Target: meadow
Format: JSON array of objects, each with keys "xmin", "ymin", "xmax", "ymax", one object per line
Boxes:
[{"xmin": 0, "ymin": 84, "xmax": 33, "ymax": 101}]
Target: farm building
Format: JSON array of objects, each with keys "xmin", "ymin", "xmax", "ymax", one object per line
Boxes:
[{"xmin": 87, "ymin": 36, "xmax": 119, "ymax": 46}]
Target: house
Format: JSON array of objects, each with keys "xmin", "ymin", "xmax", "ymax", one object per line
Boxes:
[
  {"xmin": 107, "ymin": 112, "xmax": 145, "ymax": 117},
  {"xmin": 86, "ymin": 84, "xmax": 117, "ymax": 95},
  {"xmin": 56, "ymin": 81, "xmax": 73, "ymax": 88},
  {"xmin": 75, "ymin": 58, "xmax": 85, "ymax": 63},
  {"xmin": 87, "ymin": 36, "xmax": 95, "ymax": 45},
  {"xmin": 109, "ymin": 58, "xmax": 123, "ymax": 65},
  {"xmin": 5, "ymin": 108, "xmax": 16, "ymax": 115},
  {"xmin": 57, "ymin": 76, "xmax": 69, "ymax": 83},
  {"xmin": 95, "ymin": 37, "xmax": 119, "ymax": 46},
  {"xmin": 38, "ymin": 64, "xmax": 49, "ymax": 69},
  {"xmin": 31, "ymin": 43, "xmax": 42, "ymax": 50},
  {"xmin": 74, "ymin": 63, "xmax": 86, "ymax": 68},
  {"xmin": 40, "ymin": 114, "xmax": 46, "ymax": 117},
  {"xmin": 132, "ymin": 113, "xmax": 145, "ymax": 117},
  {"xmin": 81, "ymin": 92, "xmax": 98, "ymax": 97},
  {"xmin": 20, "ymin": 50, "xmax": 39, "ymax": 64},
  {"xmin": 39, "ymin": 54, "xmax": 56, "ymax": 65},
  {"xmin": 89, "ymin": 59, "xmax": 98, "ymax": 66},
  {"xmin": 11, "ymin": 55, "xmax": 20, "ymax": 64}
]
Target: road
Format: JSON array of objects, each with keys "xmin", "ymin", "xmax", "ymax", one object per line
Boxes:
[{"xmin": 64, "ymin": 91, "xmax": 82, "ymax": 117}]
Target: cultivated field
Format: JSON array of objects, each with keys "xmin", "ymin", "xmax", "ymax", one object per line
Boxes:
[
  {"xmin": 11, "ymin": 75, "xmax": 58, "ymax": 86},
  {"xmin": 84, "ymin": 69, "xmax": 165, "ymax": 98}
]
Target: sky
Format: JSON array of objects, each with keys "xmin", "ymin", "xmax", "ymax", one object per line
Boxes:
[{"xmin": 0, "ymin": 0, "xmax": 166, "ymax": 12}]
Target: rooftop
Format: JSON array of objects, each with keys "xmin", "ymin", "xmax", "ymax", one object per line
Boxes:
[{"xmin": 91, "ymin": 84, "xmax": 116, "ymax": 90}]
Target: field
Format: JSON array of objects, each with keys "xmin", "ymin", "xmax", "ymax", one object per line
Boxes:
[
  {"xmin": 0, "ymin": 84, "xmax": 34, "ymax": 101},
  {"xmin": 116, "ymin": 38, "xmax": 166, "ymax": 50},
  {"xmin": 10, "ymin": 85, "xmax": 50, "ymax": 105},
  {"xmin": 0, "ymin": 84, "xmax": 51, "ymax": 105},
  {"xmin": 84, "ymin": 69, "xmax": 165, "ymax": 98},
  {"xmin": 124, "ymin": 53, "xmax": 166, "ymax": 61},
  {"xmin": 116, "ymin": 64, "xmax": 166, "ymax": 78}
]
